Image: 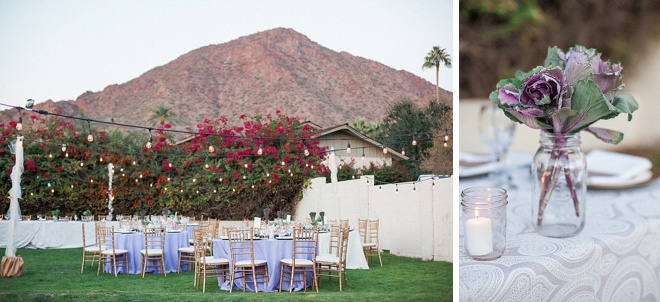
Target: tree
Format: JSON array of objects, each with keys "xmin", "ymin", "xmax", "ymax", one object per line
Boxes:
[
  {"xmin": 148, "ymin": 105, "xmax": 176, "ymax": 126},
  {"xmin": 421, "ymin": 110, "xmax": 453, "ymax": 176},
  {"xmin": 380, "ymin": 99, "xmax": 451, "ymax": 179},
  {"xmin": 351, "ymin": 117, "xmax": 383, "ymax": 138},
  {"xmin": 422, "ymin": 46, "xmax": 452, "ymax": 102}
]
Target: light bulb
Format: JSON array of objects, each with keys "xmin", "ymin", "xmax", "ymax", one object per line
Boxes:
[
  {"xmin": 167, "ymin": 177, "xmax": 171, "ymax": 182},
  {"xmin": 282, "ymin": 160, "xmax": 286, "ymax": 166},
  {"xmin": 61, "ymin": 144, "xmax": 67, "ymax": 152},
  {"xmin": 132, "ymin": 160, "xmax": 136, "ymax": 165},
  {"xmin": 412, "ymin": 139, "xmax": 417, "ymax": 146},
  {"xmin": 16, "ymin": 122, "xmax": 22, "ymax": 131},
  {"xmin": 99, "ymin": 157, "xmax": 104, "ymax": 162},
  {"xmin": 168, "ymin": 163, "xmax": 172, "ymax": 168},
  {"xmin": 65, "ymin": 152, "xmax": 69, "ymax": 158},
  {"xmin": 205, "ymin": 163, "xmax": 209, "ymax": 169},
  {"xmin": 192, "ymin": 178, "xmax": 196, "ymax": 182},
  {"xmin": 257, "ymin": 143, "xmax": 263, "ymax": 155},
  {"xmin": 311, "ymin": 165, "xmax": 314, "ymax": 169},
  {"xmin": 146, "ymin": 141, "xmax": 152, "ymax": 149},
  {"xmin": 346, "ymin": 142, "xmax": 351, "ymax": 154},
  {"xmin": 139, "ymin": 174, "xmax": 143, "ymax": 179},
  {"xmin": 208, "ymin": 145, "xmax": 215, "ymax": 153},
  {"xmin": 243, "ymin": 175, "xmax": 246, "ymax": 180},
  {"xmin": 383, "ymin": 146, "xmax": 388, "ymax": 154},
  {"xmin": 232, "ymin": 188, "xmax": 236, "ymax": 192},
  {"xmin": 401, "ymin": 149, "xmax": 406, "ymax": 156},
  {"xmin": 244, "ymin": 163, "xmax": 248, "ymax": 169},
  {"xmin": 87, "ymin": 133, "xmax": 94, "ymax": 142},
  {"xmin": 213, "ymin": 189, "xmax": 217, "ymax": 193},
  {"xmin": 444, "ymin": 134, "xmax": 449, "ymax": 141},
  {"xmin": 304, "ymin": 146, "xmax": 310, "ymax": 156},
  {"xmin": 49, "ymin": 153, "xmax": 53, "ymax": 158},
  {"xmin": 219, "ymin": 177, "xmax": 223, "ymax": 182},
  {"xmin": 90, "ymin": 179, "xmax": 94, "ymax": 183},
  {"xmin": 443, "ymin": 142, "xmax": 448, "ymax": 148},
  {"xmin": 80, "ymin": 162, "xmax": 84, "ymax": 167}
]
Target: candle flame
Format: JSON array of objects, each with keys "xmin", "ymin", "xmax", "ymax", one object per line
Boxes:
[{"xmin": 475, "ymin": 210, "xmax": 479, "ymax": 218}]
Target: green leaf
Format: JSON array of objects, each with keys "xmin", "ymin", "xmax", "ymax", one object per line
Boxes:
[
  {"xmin": 584, "ymin": 127, "xmax": 624, "ymax": 145},
  {"xmin": 611, "ymin": 93, "xmax": 639, "ymax": 121},
  {"xmin": 544, "ymin": 46, "xmax": 564, "ymax": 68},
  {"xmin": 560, "ymin": 79, "xmax": 614, "ymax": 133}
]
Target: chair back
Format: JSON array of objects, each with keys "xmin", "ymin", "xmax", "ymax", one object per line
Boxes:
[
  {"xmin": 221, "ymin": 225, "xmax": 236, "ymax": 237},
  {"xmin": 227, "ymin": 229, "xmax": 257, "ymax": 266},
  {"xmin": 358, "ymin": 219, "xmax": 368, "ymax": 243},
  {"xmin": 368, "ymin": 219, "xmax": 380, "ymax": 246},
  {"xmin": 192, "ymin": 229, "xmax": 209, "ymax": 265},
  {"xmin": 144, "ymin": 227, "xmax": 166, "ymax": 253},
  {"xmin": 328, "ymin": 225, "xmax": 341, "ymax": 257},
  {"xmin": 96, "ymin": 226, "xmax": 116, "ymax": 252},
  {"xmin": 291, "ymin": 227, "xmax": 318, "ymax": 264},
  {"xmin": 340, "ymin": 219, "xmax": 350, "ymax": 229},
  {"xmin": 339, "ymin": 227, "xmax": 350, "ymax": 266},
  {"xmin": 20, "ymin": 215, "xmax": 31, "ymax": 221}
]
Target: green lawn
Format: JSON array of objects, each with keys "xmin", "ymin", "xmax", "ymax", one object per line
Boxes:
[{"xmin": 0, "ymin": 248, "xmax": 452, "ymax": 301}]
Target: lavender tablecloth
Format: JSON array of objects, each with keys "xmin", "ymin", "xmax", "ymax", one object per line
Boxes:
[
  {"xmin": 459, "ymin": 164, "xmax": 660, "ymax": 301},
  {"xmin": 213, "ymin": 238, "xmax": 314, "ymax": 292},
  {"xmin": 106, "ymin": 231, "xmax": 189, "ymax": 274}
]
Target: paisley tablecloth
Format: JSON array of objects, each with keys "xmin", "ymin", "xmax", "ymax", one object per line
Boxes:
[{"xmin": 460, "ymin": 166, "xmax": 660, "ymax": 301}]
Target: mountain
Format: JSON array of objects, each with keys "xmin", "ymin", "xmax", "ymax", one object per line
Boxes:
[{"xmin": 25, "ymin": 28, "xmax": 451, "ymax": 131}]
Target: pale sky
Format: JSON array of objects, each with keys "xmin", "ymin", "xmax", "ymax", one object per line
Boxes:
[{"xmin": 0, "ymin": 0, "xmax": 453, "ymax": 109}]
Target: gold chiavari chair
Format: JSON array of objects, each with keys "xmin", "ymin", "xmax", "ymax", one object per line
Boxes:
[
  {"xmin": 317, "ymin": 226, "xmax": 349, "ymax": 291},
  {"xmin": 97, "ymin": 226, "xmax": 129, "ymax": 276},
  {"xmin": 80, "ymin": 224, "xmax": 101, "ymax": 273},
  {"xmin": 364, "ymin": 219, "xmax": 382, "ymax": 266},
  {"xmin": 279, "ymin": 227, "xmax": 319, "ymax": 292},
  {"xmin": 227, "ymin": 228, "xmax": 269, "ymax": 293},
  {"xmin": 140, "ymin": 227, "xmax": 166, "ymax": 277},
  {"xmin": 193, "ymin": 229, "xmax": 229, "ymax": 292}
]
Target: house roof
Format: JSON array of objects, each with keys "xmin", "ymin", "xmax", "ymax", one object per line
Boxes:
[{"xmin": 315, "ymin": 123, "xmax": 409, "ymax": 161}]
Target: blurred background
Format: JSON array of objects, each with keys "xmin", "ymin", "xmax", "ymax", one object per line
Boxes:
[{"xmin": 459, "ymin": 0, "xmax": 660, "ymax": 169}]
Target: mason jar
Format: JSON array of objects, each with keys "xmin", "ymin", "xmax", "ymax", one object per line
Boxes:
[
  {"xmin": 531, "ymin": 132, "xmax": 586, "ymax": 238},
  {"xmin": 461, "ymin": 186, "xmax": 508, "ymax": 260}
]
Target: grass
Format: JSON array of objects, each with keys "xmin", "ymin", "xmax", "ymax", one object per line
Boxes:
[{"xmin": 0, "ymin": 248, "xmax": 452, "ymax": 301}]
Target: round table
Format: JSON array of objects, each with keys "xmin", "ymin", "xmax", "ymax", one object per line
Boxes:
[{"xmin": 105, "ymin": 231, "xmax": 190, "ymax": 274}]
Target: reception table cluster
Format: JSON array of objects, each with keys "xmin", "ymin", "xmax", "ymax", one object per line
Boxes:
[
  {"xmin": 459, "ymin": 164, "xmax": 660, "ymax": 301},
  {"xmin": 1, "ymin": 214, "xmax": 370, "ymax": 293}
]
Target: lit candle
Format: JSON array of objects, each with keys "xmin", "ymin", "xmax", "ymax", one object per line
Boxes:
[{"xmin": 464, "ymin": 210, "xmax": 493, "ymax": 256}]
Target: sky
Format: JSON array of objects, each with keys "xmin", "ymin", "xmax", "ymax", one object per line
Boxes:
[{"xmin": 0, "ymin": 0, "xmax": 453, "ymax": 109}]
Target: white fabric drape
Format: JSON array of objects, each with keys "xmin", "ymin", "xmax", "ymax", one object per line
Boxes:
[
  {"xmin": 6, "ymin": 136, "xmax": 24, "ymax": 257},
  {"xmin": 329, "ymin": 148, "xmax": 339, "ymax": 219},
  {"xmin": 107, "ymin": 163, "xmax": 114, "ymax": 217}
]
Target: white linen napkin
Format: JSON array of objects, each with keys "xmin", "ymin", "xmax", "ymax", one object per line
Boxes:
[
  {"xmin": 586, "ymin": 150, "xmax": 653, "ymax": 186},
  {"xmin": 459, "ymin": 152, "xmax": 497, "ymax": 177}
]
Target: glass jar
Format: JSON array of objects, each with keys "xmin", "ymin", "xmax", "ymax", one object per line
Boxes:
[
  {"xmin": 461, "ymin": 186, "xmax": 508, "ymax": 260},
  {"xmin": 531, "ymin": 132, "xmax": 586, "ymax": 238}
]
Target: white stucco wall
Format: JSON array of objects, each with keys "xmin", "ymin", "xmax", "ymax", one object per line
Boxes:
[{"xmin": 295, "ymin": 175, "xmax": 453, "ymax": 262}]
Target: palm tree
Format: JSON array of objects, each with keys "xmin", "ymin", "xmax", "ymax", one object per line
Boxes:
[
  {"xmin": 422, "ymin": 46, "xmax": 452, "ymax": 102},
  {"xmin": 148, "ymin": 105, "xmax": 175, "ymax": 127}
]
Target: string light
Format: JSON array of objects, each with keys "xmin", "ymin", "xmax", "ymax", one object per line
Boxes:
[
  {"xmin": 362, "ymin": 149, "xmax": 365, "ymax": 162},
  {"xmin": 443, "ymin": 141, "xmax": 448, "ymax": 148},
  {"xmin": 205, "ymin": 163, "xmax": 209, "ymax": 169},
  {"xmin": 346, "ymin": 142, "xmax": 351, "ymax": 154},
  {"xmin": 80, "ymin": 161, "xmax": 84, "ymax": 167},
  {"xmin": 383, "ymin": 145, "xmax": 388, "ymax": 154},
  {"xmin": 412, "ymin": 134, "xmax": 417, "ymax": 146},
  {"xmin": 86, "ymin": 119, "xmax": 94, "ymax": 142},
  {"xmin": 207, "ymin": 140, "xmax": 215, "ymax": 153},
  {"xmin": 396, "ymin": 184, "xmax": 399, "ymax": 193},
  {"xmin": 444, "ymin": 129, "xmax": 449, "ymax": 142},
  {"xmin": 15, "ymin": 108, "xmax": 23, "ymax": 130},
  {"xmin": 61, "ymin": 144, "xmax": 67, "ymax": 152},
  {"xmin": 303, "ymin": 145, "xmax": 309, "ymax": 156},
  {"xmin": 49, "ymin": 153, "xmax": 53, "ymax": 158},
  {"xmin": 65, "ymin": 152, "xmax": 69, "ymax": 158},
  {"xmin": 401, "ymin": 148, "xmax": 406, "ymax": 156},
  {"xmin": 257, "ymin": 143, "xmax": 264, "ymax": 155},
  {"xmin": 99, "ymin": 156, "xmax": 104, "ymax": 163},
  {"xmin": 146, "ymin": 128, "xmax": 153, "ymax": 149}
]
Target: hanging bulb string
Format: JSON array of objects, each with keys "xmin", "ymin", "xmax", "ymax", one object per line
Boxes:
[{"xmin": 0, "ymin": 102, "xmax": 450, "ymax": 144}]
